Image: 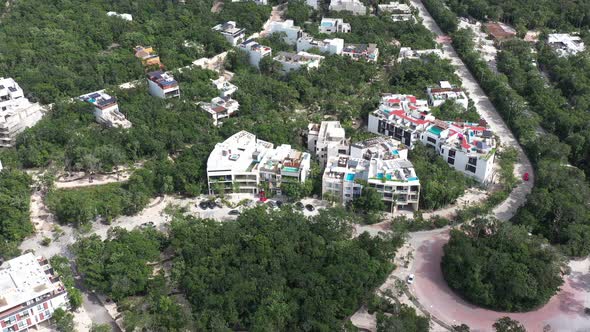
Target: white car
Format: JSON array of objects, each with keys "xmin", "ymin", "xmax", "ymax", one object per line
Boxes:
[{"xmin": 407, "ymin": 274, "xmax": 415, "ymax": 284}]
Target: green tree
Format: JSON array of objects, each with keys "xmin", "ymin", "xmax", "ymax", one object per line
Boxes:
[
  {"xmin": 493, "ymin": 317, "xmax": 527, "ymax": 332},
  {"xmin": 52, "ymin": 308, "xmax": 75, "ymax": 332}
]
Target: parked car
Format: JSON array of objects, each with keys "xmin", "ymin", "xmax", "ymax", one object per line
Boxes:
[
  {"xmin": 267, "ymin": 200, "xmax": 278, "ymax": 209},
  {"xmin": 305, "ymin": 204, "xmax": 315, "ymax": 212},
  {"xmin": 523, "ymin": 172, "xmax": 530, "ymax": 181},
  {"xmin": 276, "ymin": 200, "xmax": 284, "ymax": 208},
  {"xmin": 295, "ymin": 202, "xmax": 304, "ymax": 210},
  {"xmin": 228, "ymin": 210, "xmax": 240, "ymax": 216},
  {"xmin": 198, "ymin": 201, "xmax": 209, "ymax": 210},
  {"xmin": 407, "ymin": 274, "xmax": 415, "ymax": 284},
  {"xmin": 207, "ymin": 201, "xmax": 216, "ymax": 209}
]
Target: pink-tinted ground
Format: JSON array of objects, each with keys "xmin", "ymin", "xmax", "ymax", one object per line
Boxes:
[{"xmin": 411, "ymin": 230, "xmax": 590, "ymax": 332}]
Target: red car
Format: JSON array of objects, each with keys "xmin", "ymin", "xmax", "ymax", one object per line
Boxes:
[{"xmin": 523, "ymin": 172, "xmax": 530, "ymax": 181}]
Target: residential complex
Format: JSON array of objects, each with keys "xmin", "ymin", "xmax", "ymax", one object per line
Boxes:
[
  {"xmin": 547, "ymin": 33, "xmax": 585, "ymax": 57},
  {"xmin": 200, "ymin": 96, "xmax": 240, "ymax": 126},
  {"xmin": 342, "ymin": 44, "xmax": 379, "ymax": 62},
  {"xmin": 267, "ymin": 20, "xmax": 303, "ymax": 45},
  {"xmin": 134, "ymin": 46, "xmax": 162, "ymax": 68},
  {"xmin": 207, "ymin": 131, "xmax": 311, "ymax": 195},
  {"xmin": 307, "ymin": 121, "xmax": 350, "ymax": 168},
  {"xmin": 378, "ymin": 2, "xmax": 414, "ymax": 22},
  {"xmin": 322, "ymin": 135, "xmax": 420, "ymax": 211},
  {"xmin": 79, "ymin": 90, "xmax": 132, "ymax": 129},
  {"xmin": 427, "ymin": 81, "xmax": 468, "ymax": 109},
  {"xmin": 319, "ymin": 18, "xmax": 351, "ymax": 34},
  {"xmin": 0, "ymin": 78, "xmax": 45, "ymax": 148},
  {"xmin": 297, "ymin": 34, "xmax": 344, "ymax": 55},
  {"xmin": 398, "ymin": 47, "xmax": 443, "ymax": 61},
  {"xmin": 273, "ymin": 51, "xmax": 324, "ymax": 73},
  {"xmin": 368, "ymin": 94, "xmax": 496, "ymax": 182},
  {"xmin": 212, "ymin": 21, "xmax": 246, "ymax": 46},
  {"xmin": 329, "ymin": 0, "xmax": 367, "ymax": 15},
  {"xmin": 0, "ymin": 253, "xmax": 69, "ymax": 332},
  {"xmin": 147, "ymin": 70, "xmax": 180, "ymax": 99},
  {"xmin": 212, "ymin": 77, "xmax": 238, "ymax": 98},
  {"xmin": 238, "ymin": 39, "xmax": 272, "ymax": 68}
]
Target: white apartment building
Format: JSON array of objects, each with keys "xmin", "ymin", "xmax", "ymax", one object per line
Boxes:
[
  {"xmin": 231, "ymin": 0, "xmax": 268, "ymax": 4},
  {"xmin": 79, "ymin": 90, "xmax": 132, "ymax": 129},
  {"xmin": 200, "ymin": 96, "xmax": 240, "ymax": 126},
  {"xmin": 397, "ymin": 47, "xmax": 443, "ymax": 62},
  {"xmin": 106, "ymin": 11, "xmax": 132, "ymax": 21},
  {"xmin": 297, "ymin": 34, "xmax": 344, "ymax": 54},
  {"xmin": 273, "ymin": 51, "xmax": 324, "ymax": 73},
  {"xmin": 147, "ymin": 70, "xmax": 180, "ymax": 99},
  {"xmin": 342, "ymin": 43, "xmax": 379, "ymax": 62},
  {"xmin": 306, "ymin": 0, "xmax": 319, "ymax": 9},
  {"xmin": 207, "ymin": 131, "xmax": 311, "ymax": 195},
  {"xmin": 0, "ymin": 78, "xmax": 46, "ymax": 148},
  {"xmin": 307, "ymin": 121, "xmax": 350, "ymax": 168},
  {"xmin": 378, "ymin": 1, "xmax": 414, "ymax": 21},
  {"xmin": 319, "ymin": 18, "xmax": 351, "ymax": 34},
  {"xmin": 267, "ymin": 20, "xmax": 303, "ymax": 45},
  {"xmin": 547, "ymin": 33, "xmax": 586, "ymax": 57},
  {"xmin": 420, "ymin": 120, "xmax": 496, "ymax": 182},
  {"xmin": 212, "ymin": 21, "xmax": 246, "ymax": 46},
  {"xmin": 368, "ymin": 94, "xmax": 433, "ymax": 148},
  {"xmin": 329, "ymin": 0, "xmax": 367, "ymax": 15},
  {"xmin": 322, "ymin": 137, "xmax": 420, "ymax": 211},
  {"xmin": 212, "ymin": 77, "xmax": 238, "ymax": 98},
  {"xmin": 238, "ymin": 39, "xmax": 272, "ymax": 68},
  {"xmin": 0, "ymin": 253, "xmax": 70, "ymax": 332},
  {"xmin": 427, "ymin": 81, "xmax": 468, "ymax": 110}
]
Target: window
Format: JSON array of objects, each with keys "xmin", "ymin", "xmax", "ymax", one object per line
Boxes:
[
  {"xmin": 449, "ymin": 149, "xmax": 456, "ymax": 157},
  {"xmin": 441, "ymin": 148, "xmax": 445, "ymax": 154},
  {"xmin": 427, "ymin": 137, "xmax": 436, "ymax": 144},
  {"xmin": 468, "ymin": 157, "xmax": 477, "ymax": 166},
  {"xmin": 447, "ymin": 157, "xmax": 455, "ymax": 165},
  {"xmin": 466, "ymin": 164, "xmax": 476, "ymax": 173}
]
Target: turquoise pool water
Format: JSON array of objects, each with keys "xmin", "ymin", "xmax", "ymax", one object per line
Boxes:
[
  {"xmin": 428, "ymin": 126, "xmax": 443, "ymax": 136},
  {"xmin": 392, "ymin": 150, "xmax": 399, "ymax": 155},
  {"xmin": 321, "ymin": 22, "xmax": 333, "ymax": 27},
  {"xmin": 345, "ymin": 173, "xmax": 355, "ymax": 181},
  {"xmin": 283, "ymin": 166, "xmax": 299, "ymax": 172},
  {"xmin": 407, "ymin": 176, "xmax": 419, "ymax": 181},
  {"xmin": 377, "ymin": 173, "xmax": 384, "ymax": 179}
]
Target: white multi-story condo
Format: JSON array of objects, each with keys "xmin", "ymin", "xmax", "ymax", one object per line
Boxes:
[
  {"xmin": 200, "ymin": 96, "xmax": 240, "ymax": 126},
  {"xmin": 427, "ymin": 81, "xmax": 468, "ymax": 110},
  {"xmin": 397, "ymin": 47, "xmax": 443, "ymax": 62},
  {"xmin": 0, "ymin": 78, "xmax": 46, "ymax": 148},
  {"xmin": 378, "ymin": 1, "xmax": 414, "ymax": 21},
  {"xmin": 420, "ymin": 120, "xmax": 496, "ymax": 182},
  {"xmin": 106, "ymin": 11, "xmax": 133, "ymax": 21},
  {"xmin": 212, "ymin": 21, "xmax": 246, "ymax": 46},
  {"xmin": 238, "ymin": 39, "xmax": 272, "ymax": 68},
  {"xmin": 368, "ymin": 94, "xmax": 433, "ymax": 148},
  {"xmin": 207, "ymin": 131, "xmax": 311, "ymax": 195},
  {"xmin": 547, "ymin": 33, "xmax": 586, "ymax": 57},
  {"xmin": 147, "ymin": 70, "xmax": 180, "ymax": 99},
  {"xmin": 79, "ymin": 90, "xmax": 132, "ymax": 129},
  {"xmin": 322, "ymin": 137, "xmax": 420, "ymax": 211},
  {"xmin": 319, "ymin": 18, "xmax": 351, "ymax": 34},
  {"xmin": 267, "ymin": 20, "xmax": 303, "ymax": 45},
  {"xmin": 273, "ymin": 51, "xmax": 324, "ymax": 73},
  {"xmin": 231, "ymin": 0, "xmax": 268, "ymax": 4},
  {"xmin": 212, "ymin": 77, "xmax": 238, "ymax": 98},
  {"xmin": 342, "ymin": 43, "xmax": 379, "ymax": 62},
  {"xmin": 329, "ymin": 0, "xmax": 367, "ymax": 15},
  {"xmin": 307, "ymin": 121, "xmax": 350, "ymax": 168},
  {"xmin": 297, "ymin": 34, "xmax": 344, "ymax": 54},
  {"xmin": 306, "ymin": 0, "xmax": 318, "ymax": 9},
  {"xmin": 0, "ymin": 253, "xmax": 70, "ymax": 331}
]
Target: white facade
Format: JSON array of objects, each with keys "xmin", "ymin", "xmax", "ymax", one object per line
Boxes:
[
  {"xmin": 420, "ymin": 121, "xmax": 496, "ymax": 183},
  {"xmin": 297, "ymin": 34, "xmax": 344, "ymax": 54},
  {"xmin": 273, "ymin": 51, "xmax": 324, "ymax": 73},
  {"xmin": 322, "ymin": 137, "xmax": 420, "ymax": 211},
  {"xmin": 548, "ymin": 33, "xmax": 586, "ymax": 57},
  {"xmin": 319, "ymin": 18, "xmax": 351, "ymax": 34},
  {"xmin": 238, "ymin": 39, "xmax": 272, "ymax": 68},
  {"xmin": 0, "ymin": 78, "xmax": 46, "ymax": 148},
  {"xmin": 231, "ymin": 0, "xmax": 268, "ymax": 4},
  {"xmin": 106, "ymin": 11, "xmax": 133, "ymax": 21},
  {"xmin": 212, "ymin": 21, "xmax": 246, "ymax": 46},
  {"xmin": 200, "ymin": 96, "xmax": 240, "ymax": 126},
  {"xmin": 427, "ymin": 81, "xmax": 468, "ymax": 110},
  {"xmin": 212, "ymin": 77, "xmax": 238, "ymax": 98},
  {"xmin": 267, "ymin": 20, "xmax": 303, "ymax": 45},
  {"xmin": 307, "ymin": 121, "xmax": 349, "ymax": 168},
  {"xmin": 207, "ymin": 131, "xmax": 311, "ymax": 195},
  {"xmin": 329, "ymin": 0, "xmax": 367, "ymax": 15},
  {"xmin": 306, "ymin": 0, "xmax": 319, "ymax": 9},
  {"xmin": 378, "ymin": 2, "xmax": 414, "ymax": 21},
  {"xmin": 0, "ymin": 253, "xmax": 70, "ymax": 331},
  {"xmin": 342, "ymin": 43, "xmax": 379, "ymax": 62},
  {"xmin": 79, "ymin": 90, "xmax": 132, "ymax": 129},
  {"xmin": 398, "ymin": 47, "xmax": 443, "ymax": 62},
  {"xmin": 367, "ymin": 94, "xmax": 433, "ymax": 148},
  {"xmin": 147, "ymin": 70, "xmax": 180, "ymax": 99}
]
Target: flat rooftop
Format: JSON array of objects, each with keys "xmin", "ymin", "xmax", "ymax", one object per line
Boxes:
[{"xmin": 79, "ymin": 90, "xmax": 117, "ymax": 108}]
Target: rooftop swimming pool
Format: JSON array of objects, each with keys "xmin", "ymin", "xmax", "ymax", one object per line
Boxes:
[
  {"xmin": 407, "ymin": 176, "xmax": 419, "ymax": 181},
  {"xmin": 345, "ymin": 173, "xmax": 355, "ymax": 182},
  {"xmin": 283, "ymin": 166, "xmax": 299, "ymax": 173},
  {"xmin": 428, "ymin": 126, "xmax": 443, "ymax": 136}
]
